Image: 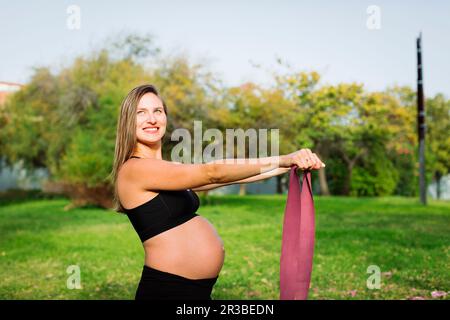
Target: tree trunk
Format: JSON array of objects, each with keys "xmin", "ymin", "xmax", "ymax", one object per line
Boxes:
[
  {"xmin": 315, "ymin": 150, "xmax": 330, "ymax": 196},
  {"xmin": 276, "ymin": 175, "xmax": 283, "ymax": 194},
  {"xmin": 318, "ymin": 168, "xmax": 330, "ymax": 195},
  {"xmin": 340, "ymin": 148, "xmax": 366, "ymax": 196},
  {"xmin": 239, "ymin": 184, "xmax": 247, "ymax": 195},
  {"xmin": 342, "ymin": 163, "xmax": 354, "ymax": 195},
  {"xmin": 435, "ymin": 171, "xmax": 442, "ymax": 199}
]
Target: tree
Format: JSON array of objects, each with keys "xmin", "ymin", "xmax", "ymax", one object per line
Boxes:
[
  {"xmin": 211, "ymin": 82, "xmax": 297, "ymax": 194},
  {"xmin": 1, "ymin": 35, "xmax": 157, "ymax": 208},
  {"xmin": 1, "ymin": 35, "xmax": 228, "ymax": 208},
  {"xmin": 426, "ymin": 93, "xmax": 450, "ymax": 199},
  {"xmin": 274, "ymin": 71, "xmax": 325, "ymax": 194}
]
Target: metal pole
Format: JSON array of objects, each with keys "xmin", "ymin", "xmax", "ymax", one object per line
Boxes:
[{"xmin": 417, "ymin": 32, "xmax": 427, "ymax": 205}]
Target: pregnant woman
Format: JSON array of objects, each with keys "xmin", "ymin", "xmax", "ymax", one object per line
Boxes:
[{"xmin": 110, "ymin": 84, "xmax": 325, "ymax": 300}]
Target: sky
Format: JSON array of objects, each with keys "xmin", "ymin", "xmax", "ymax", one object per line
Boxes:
[{"xmin": 0, "ymin": 0, "xmax": 449, "ymax": 96}]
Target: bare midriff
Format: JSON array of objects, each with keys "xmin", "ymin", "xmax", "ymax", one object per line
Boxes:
[
  {"xmin": 119, "ymin": 166, "xmax": 226, "ymax": 281},
  {"xmin": 142, "ymin": 216, "xmax": 225, "ymax": 279}
]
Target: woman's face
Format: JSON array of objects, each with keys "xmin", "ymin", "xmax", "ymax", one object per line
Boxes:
[{"xmin": 135, "ymin": 92, "xmax": 167, "ymax": 144}]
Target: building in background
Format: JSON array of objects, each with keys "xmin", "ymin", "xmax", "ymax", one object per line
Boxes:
[{"xmin": 0, "ymin": 81, "xmax": 23, "ymax": 106}]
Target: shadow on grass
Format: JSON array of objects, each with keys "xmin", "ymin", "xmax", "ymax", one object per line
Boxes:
[{"xmin": 0, "ymin": 189, "xmax": 65, "ymax": 207}]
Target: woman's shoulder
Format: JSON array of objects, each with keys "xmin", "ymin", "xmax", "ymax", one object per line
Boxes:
[
  {"xmin": 117, "ymin": 157, "xmax": 140, "ymax": 184},
  {"xmin": 118, "ymin": 157, "xmax": 177, "ymax": 184}
]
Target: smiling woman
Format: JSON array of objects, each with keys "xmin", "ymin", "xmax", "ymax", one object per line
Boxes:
[
  {"xmin": 110, "ymin": 84, "xmax": 225, "ymax": 300},
  {"xmin": 109, "ymin": 84, "xmax": 324, "ymax": 300}
]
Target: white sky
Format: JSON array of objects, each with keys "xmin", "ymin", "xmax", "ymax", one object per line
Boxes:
[{"xmin": 0, "ymin": 0, "xmax": 449, "ymax": 96}]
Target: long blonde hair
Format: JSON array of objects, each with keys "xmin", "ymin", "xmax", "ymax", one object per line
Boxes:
[{"xmin": 109, "ymin": 84, "xmax": 168, "ymax": 213}]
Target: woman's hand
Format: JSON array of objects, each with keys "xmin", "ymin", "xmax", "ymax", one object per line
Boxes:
[{"xmin": 281, "ymin": 149, "xmax": 325, "ymax": 170}]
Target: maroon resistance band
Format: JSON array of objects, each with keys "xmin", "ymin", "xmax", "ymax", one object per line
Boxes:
[{"xmin": 279, "ymin": 165, "xmax": 315, "ymax": 300}]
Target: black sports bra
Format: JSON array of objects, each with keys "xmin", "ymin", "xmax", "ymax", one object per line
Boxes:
[{"xmin": 123, "ymin": 156, "xmax": 200, "ymax": 242}]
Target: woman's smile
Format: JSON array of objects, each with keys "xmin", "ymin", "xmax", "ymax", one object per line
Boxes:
[{"xmin": 143, "ymin": 127, "xmax": 159, "ymax": 134}]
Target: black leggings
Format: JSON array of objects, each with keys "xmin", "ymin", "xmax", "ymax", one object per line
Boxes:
[{"xmin": 135, "ymin": 265, "xmax": 219, "ymax": 300}]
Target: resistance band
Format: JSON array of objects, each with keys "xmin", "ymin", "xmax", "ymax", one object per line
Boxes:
[{"xmin": 279, "ymin": 165, "xmax": 316, "ymax": 300}]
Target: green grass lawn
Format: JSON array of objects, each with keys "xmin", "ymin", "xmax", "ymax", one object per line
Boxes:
[{"xmin": 0, "ymin": 193, "xmax": 449, "ymax": 300}]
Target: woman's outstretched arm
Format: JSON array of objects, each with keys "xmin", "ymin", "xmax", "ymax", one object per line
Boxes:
[
  {"xmin": 191, "ymin": 167, "xmax": 290, "ymax": 192},
  {"xmin": 122, "ymin": 149, "xmax": 323, "ymax": 192}
]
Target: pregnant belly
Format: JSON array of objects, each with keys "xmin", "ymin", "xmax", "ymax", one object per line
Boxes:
[{"xmin": 143, "ymin": 216, "xmax": 225, "ymax": 279}]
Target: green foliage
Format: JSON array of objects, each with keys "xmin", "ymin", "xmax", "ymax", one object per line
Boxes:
[
  {"xmin": 148, "ymin": 54, "xmax": 223, "ymax": 160},
  {"xmin": 351, "ymin": 154, "xmax": 399, "ymax": 196},
  {"xmin": 58, "ymin": 127, "xmax": 113, "ymax": 187},
  {"xmin": 348, "ymin": 137, "xmax": 400, "ymax": 197},
  {"xmin": 1, "ymin": 68, "xmax": 59, "ymax": 170},
  {"xmin": 324, "ymin": 156, "xmax": 347, "ymax": 195},
  {"xmin": 392, "ymin": 153, "xmax": 419, "ymax": 197},
  {"xmin": 426, "ymin": 94, "xmax": 450, "ymax": 178},
  {"xmin": 1, "ymin": 32, "xmax": 449, "ymax": 206}
]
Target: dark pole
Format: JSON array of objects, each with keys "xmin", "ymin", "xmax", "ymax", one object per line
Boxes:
[{"xmin": 417, "ymin": 32, "xmax": 427, "ymax": 205}]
